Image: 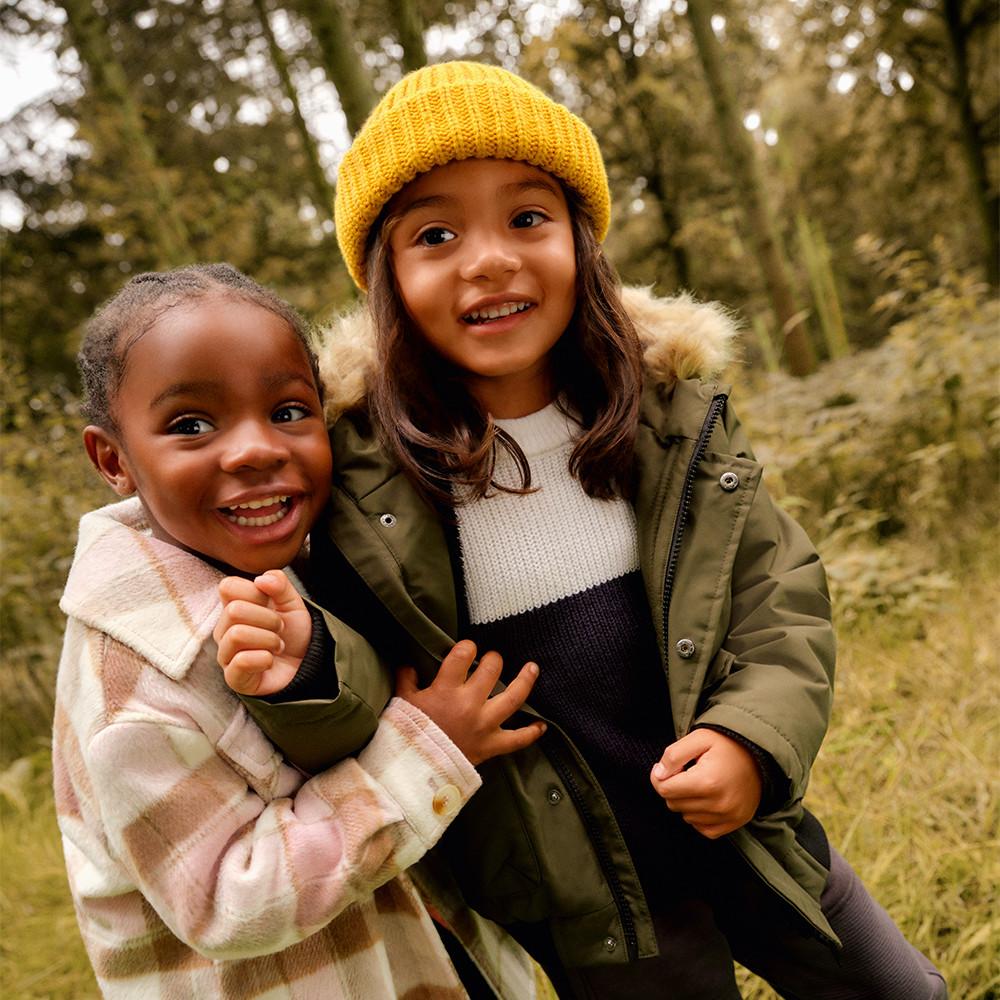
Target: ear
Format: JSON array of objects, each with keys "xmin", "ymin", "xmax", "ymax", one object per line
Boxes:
[{"xmin": 83, "ymin": 426, "xmax": 136, "ymax": 497}]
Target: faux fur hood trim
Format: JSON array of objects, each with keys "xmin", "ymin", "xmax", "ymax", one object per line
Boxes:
[{"xmin": 315, "ymin": 285, "xmax": 740, "ymax": 424}]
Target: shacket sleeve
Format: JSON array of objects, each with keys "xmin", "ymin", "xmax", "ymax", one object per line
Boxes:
[
  {"xmin": 83, "ymin": 694, "xmax": 480, "ymax": 960},
  {"xmin": 690, "ymin": 406, "xmax": 836, "ymax": 804}
]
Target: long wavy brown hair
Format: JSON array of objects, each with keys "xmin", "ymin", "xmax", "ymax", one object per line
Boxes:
[{"xmin": 364, "ymin": 186, "xmax": 644, "ymax": 507}]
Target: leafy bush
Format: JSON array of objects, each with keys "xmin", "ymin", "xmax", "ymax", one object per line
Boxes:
[{"xmin": 737, "ymin": 251, "xmax": 998, "ymax": 624}]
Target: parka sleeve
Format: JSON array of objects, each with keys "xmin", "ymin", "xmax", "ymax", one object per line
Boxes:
[
  {"xmin": 691, "ymin": 407, "xmax": 835, "ymax": 805},
  {"xmin": 81, "ymin": 689, "xmax": 480, "ymax": 960}
]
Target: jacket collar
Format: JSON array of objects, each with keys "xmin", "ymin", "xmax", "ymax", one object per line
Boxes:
[
  {"xmin": 316, "ymin": 286, "xmax": 740, "ymax": 424},
  {"xmin": 60, "ymin": 498, "xmax": 222, "ymax": 680}
]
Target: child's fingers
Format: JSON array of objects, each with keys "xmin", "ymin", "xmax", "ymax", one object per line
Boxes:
[
  {"xmin": 651, "ymin": 729, "xmax": 713, "ymax": 782},
  {"xmin": 218, "ymin": 576, "xmax": 270, "ymax": 607},
  {"xmin": 222, "ymin": 651, "xmax": 275, "ymax": 696},
  {"xmin": 218, "ymin": 600, "xmax": 283, "ymax": 635},
  {"xmin": 252, "ymin": 570, "xmax": 303, "ymax": 612},
  {"xmin": 216, "ymin": 624, "xmax": 284, "ymax": 667},
  {"xmin": 394, "ymin": 664, "xmax": 420, "ymax": 699},
  {"xmin": 482, "ymin": 661, "xmax": 539, "ymax": 723},
  {"xmin": 467, "ymin": 650, "xmax": 504, "ymax": 699},
  {"xmin": 434, "ymin": 640, "xmax": 477, "ymax": 687},
  {"xmin": 487, "ymin": 721, "xmax": 547, "ymax": 757}
]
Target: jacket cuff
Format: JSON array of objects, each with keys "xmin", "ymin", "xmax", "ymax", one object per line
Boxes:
[
  {"xmin": 259, "ymin": 602, "xmax": 339, "ymax": 703},
  {"xmin": 694, "ymin": 723, "xmax": 790, "ymax": 815}
]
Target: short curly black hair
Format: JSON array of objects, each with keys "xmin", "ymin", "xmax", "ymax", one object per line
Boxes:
[{"xmin": 78, "ymin": 263, "xmax": 321, "ymax": 432}]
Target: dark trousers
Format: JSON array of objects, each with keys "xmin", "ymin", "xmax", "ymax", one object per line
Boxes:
[{"xmin": 514, "ymin": 848, "xmax": 947, "ymax": 1000}]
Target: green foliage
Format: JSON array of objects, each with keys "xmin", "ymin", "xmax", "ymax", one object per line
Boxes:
[
  {"xmin": 737, "ymin": 252, "xmax": 998, "ymax": 624},
  {"xmin": 0, "ymin": 354, "xmax": 107, "ymax": 763}
]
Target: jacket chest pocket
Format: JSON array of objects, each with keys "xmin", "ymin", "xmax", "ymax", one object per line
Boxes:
[
  {"xmin": 215, "ymin": 704, "xmax": 286, "ymax": 802},
  {"xmin": 667, "ymin": 453, "xmax": 760, "ymax": 732}
]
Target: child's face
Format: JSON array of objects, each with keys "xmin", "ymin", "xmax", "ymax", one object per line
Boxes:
[
  {"xmin": 388, "ymin": 158, "xmax": 577, "ymax": 418},
  {"xmin": 85, "ymin": 295, "xmax": 332, "ymax": 575}
]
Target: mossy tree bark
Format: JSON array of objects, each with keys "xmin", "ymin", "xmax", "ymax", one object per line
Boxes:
[
  {"xmin": 59, "ymin": 0, "xmax": 192, "ymax": 268},
  {"xmin": 685, "ymin": 0, "xmax": 816, "ymax": 375}
]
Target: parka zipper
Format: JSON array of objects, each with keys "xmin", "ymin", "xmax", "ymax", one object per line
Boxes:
[
  {"xmin": 543, "ymin": 738, "xmax": 639, "ymax": 961},
  {"xmin": 661, "ymin": 393, "xmax": 729, "ymax": 662},
  {"xmin": 657, "ymin": 392, "xmax": 840, "ymax": 948}
]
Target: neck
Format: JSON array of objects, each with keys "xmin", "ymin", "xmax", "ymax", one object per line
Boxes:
[{"xmin": 467, "ymin": 366, "xmax": 557, "ymax": 419}]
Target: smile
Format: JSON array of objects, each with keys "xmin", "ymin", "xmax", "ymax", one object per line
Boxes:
[
  {"xmin": 462, "ymin": 301, "xmax": 533, "ymax": 324},
  {"xmin": 219, "ymin": 495, "xmax": 291, "ymax": 526}
]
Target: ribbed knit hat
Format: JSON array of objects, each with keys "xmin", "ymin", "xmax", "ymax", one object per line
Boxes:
[{"xmin": 334, "ymin": 61, "xmax": 611, "ymax": 289}]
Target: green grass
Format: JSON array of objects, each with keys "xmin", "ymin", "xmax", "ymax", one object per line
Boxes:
[{"xmin": 2, "ymin": 546, "xmax": 997, "ymax": 998}]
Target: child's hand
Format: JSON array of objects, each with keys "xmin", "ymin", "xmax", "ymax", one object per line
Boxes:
[
  {"xmin": 214, "ymin": 570, "xmax": 312, "ymax": 697},
  {"xmin": 396, "ymin": 640, "xmax": 546, "ymax": 766},
  {"xmin": 649, "ymin": 729, "xmax": 762, "ymax": 839}
]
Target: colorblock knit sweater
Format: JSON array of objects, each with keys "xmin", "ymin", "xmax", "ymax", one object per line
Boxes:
[
  {"xmin": 53, "ymin": 498, "xmax": 538, "ymax": 999},
  {"xmin": 458, "ymin": 404, "xmax": 709, "ymax": 897}
]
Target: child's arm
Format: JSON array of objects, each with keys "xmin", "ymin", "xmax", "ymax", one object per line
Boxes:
[
  {"xmin": 79, "ymin": 685, "xmax": 483, "ymax": 960},
  {"xmin": 216, "ymin": 573, "xmax": 546, "ymax": 768},
  {"xmin": 651, "ymin": 406, "xmax": 836, "ymax": 837}
]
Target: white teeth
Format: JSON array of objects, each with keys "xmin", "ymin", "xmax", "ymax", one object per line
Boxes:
[
  {"xmin": 224, "ymin": 506, "xmax": 290, "ymax": 527},
  {"xmin": 229, "ymin": 495, "xmax": 288, "ymax": 511},
  {"xmin": 465, "ymin": 301, "xmax": 531, "ymax": 322}
]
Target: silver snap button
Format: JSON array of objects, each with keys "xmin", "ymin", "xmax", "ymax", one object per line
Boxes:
[
  {"xmin": 379, "ymin": 513, "xmax": 397, "ymax": 528},
  {"xmin": 603, "ymin": 935, "xmax": 618, "ymax": 953},
  {"xmin": 547, "ymin": 787, "xmax": 563, "ymax": 805},
  {"xmin": 676, "ymin": 638, "xmax": 696, "ymax": 659},
  {"xmin": 719, "ymin": 472, "xmax": 740, "ymax": 492}
]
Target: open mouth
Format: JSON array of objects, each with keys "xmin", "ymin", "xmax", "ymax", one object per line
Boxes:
[
  {"xmin": 461, "ymin": 301, "xmax": 534, "ymax": 325},
  {"xmin": 219, "ymin": 495, "xmax": 292, "ymax": 526}
]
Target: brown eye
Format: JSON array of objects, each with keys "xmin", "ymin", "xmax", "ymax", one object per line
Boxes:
[
  {"xmin": 512, "ymin": 211, "xmax": 545, "ymax": 229},
  {"xmin": 418, "ymin": 227, "xmax": 455, "ymax": 246},
  {"xmin": 168, "ymin": 417, "xmax": 213, "ymax": 435}
]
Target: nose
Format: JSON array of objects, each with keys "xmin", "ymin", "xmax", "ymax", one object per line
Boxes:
[
  {"xmin": 458, "ymin": 228, "xmax": 521, "ymax": 282},
  {"xmin": 219, "ymin": 421, "xmax": 290, "ymax": 473}
]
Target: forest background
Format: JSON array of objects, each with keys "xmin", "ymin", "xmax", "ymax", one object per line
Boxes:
[{"xmin": 1, "ymin": 0, "xmax": 998, "ymax": 996}]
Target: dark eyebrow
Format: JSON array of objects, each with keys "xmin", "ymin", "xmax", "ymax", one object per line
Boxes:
[
  {"xmin": 395, "ymin": 194, "xmax": 453, "ymax": 219},
  {"xmin": 149, "ymin": 371, "xmax": 315, "ymax": 409},
  {"xmin": 498, "ymin": 178, "xmax": 563, "ymax": 200},
  {"xmin": 149, "ymin": 380, "xmax": 219, "ymax": 409},
  {"xmin": 260, "ymin": 371, "xmax": 317, "ymax": 392}
]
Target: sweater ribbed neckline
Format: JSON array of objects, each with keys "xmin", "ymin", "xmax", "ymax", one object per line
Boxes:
[{"xmin": 493, "ymin": 402, "xmax": 578, "ymax": 458}]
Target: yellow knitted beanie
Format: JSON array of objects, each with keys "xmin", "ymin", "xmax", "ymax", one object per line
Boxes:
[{"xmin": 334, "ymin": 61, "xmax": 611, "ymax": 289}]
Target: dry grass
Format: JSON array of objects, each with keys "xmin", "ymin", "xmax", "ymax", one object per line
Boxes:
[
  {"xmin": 3, "ymin": 555, "xmax": 996, "ymax": 999},
  {"xmin": 0, "ymin": 529, "xmax": 1000, "ymax": 1000},
  {"xmin": 737, "ymin": 553, "xmax": 1000, "ymax": 999}
]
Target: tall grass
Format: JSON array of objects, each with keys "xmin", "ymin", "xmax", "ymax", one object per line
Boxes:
[{"xmin": 2, "ymin": 544, "xmax": 995, "ymax": 997}]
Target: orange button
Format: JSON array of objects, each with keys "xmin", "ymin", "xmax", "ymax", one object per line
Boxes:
[{"xmin": 432, "ymin": 784, "xmax": 462, "ymax": 817}]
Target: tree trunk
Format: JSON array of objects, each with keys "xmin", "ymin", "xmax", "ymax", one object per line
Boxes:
[
  {"xmin": 389, "ymin": 0, "xmax": 427, "ymax": 73},
  {"xmin": 254, "ymin": 0, "xmax": 335, "ymax": 217},
  {"xmin": 299, "ymin": 0, "xmax": 376, "ymax": 136},
  {"xmin": 942, "ymin": 0, "xmax": 999, "ymax": 287},
  {"xmin": 685, "ymin": 0, "xmax": 815, "ymax": 374},
  {"xmin": 603, "ymin": 0, "xmax": 691, "ymax": 288},
  {"xmin": 60, "ymin": 0, "xmax": 192, "ymax": 267}
]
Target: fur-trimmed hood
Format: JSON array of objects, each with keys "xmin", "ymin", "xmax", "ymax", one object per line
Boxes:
[{"xmin": 315, "ymin": 286, "xmax": 740, "ymax": 424}]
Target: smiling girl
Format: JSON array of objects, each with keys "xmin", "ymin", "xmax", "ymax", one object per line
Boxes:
[
  {"xmin": 52, "ymin": 263, "xmax": 544, "ymax": 999},
  {"xmin": 233, "ymin": 63, "xmax": 948, "ymax": 999}
]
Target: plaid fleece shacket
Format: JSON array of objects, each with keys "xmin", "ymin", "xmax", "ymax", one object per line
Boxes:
[{"xmin": 53, "ymin": 499, "xmax": 538, "ymax": 999}]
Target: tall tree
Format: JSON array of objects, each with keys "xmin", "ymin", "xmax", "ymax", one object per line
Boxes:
[
  {"xmin": 58, "ymin": 0, "xmax": 192, "ymax": 267},
  {"xmin": 388, "ymin": 0, "xmax": 427, "ymax": 73},
  {"xmin": 941, "ymin": 0, "xmax": 998, "ymax": 285},
  {"xmin": 598, "ymin": 0, "xmax": 691, "ymax": 287},
  {"xmin": 298, "ymin": 0, "xmax": 377, "ymax": 135},
  {"xmin": 253, "ymin": 0, "xmax": 335, "ymax": 217},
  {"xmin": 685, "ymin": 0, "xmax": 815, "ymax": 374}
]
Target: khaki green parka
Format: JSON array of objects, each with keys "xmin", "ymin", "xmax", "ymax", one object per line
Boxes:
[{"xmin": 245, "ymin": 288, "xmax": 839, "ymax": 970}]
